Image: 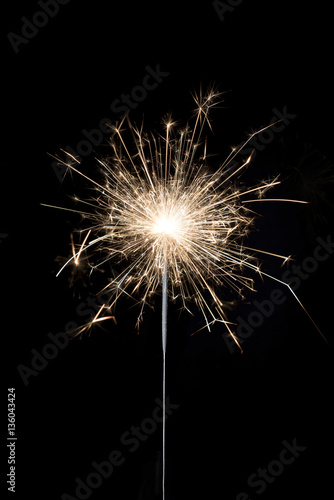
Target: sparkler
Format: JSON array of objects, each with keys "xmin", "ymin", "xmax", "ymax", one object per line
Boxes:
[{"xmin": 45, "ymin": 88, "xmax": 327, "ymax": 499}]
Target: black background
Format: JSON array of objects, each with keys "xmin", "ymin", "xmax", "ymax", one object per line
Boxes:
[{"xmin": 1, "ymin": 1, "xmax": 333, "ymax": 499}]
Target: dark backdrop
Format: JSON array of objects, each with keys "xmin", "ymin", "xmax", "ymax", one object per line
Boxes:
[{"xmin": 2, "ymin": 1, "xmax": 333, "ymax": 499}]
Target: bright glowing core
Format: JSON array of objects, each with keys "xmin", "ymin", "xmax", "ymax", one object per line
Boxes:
[{"xmin": 152, "ymin": 215, "xmax": 179, "ymax": 236}]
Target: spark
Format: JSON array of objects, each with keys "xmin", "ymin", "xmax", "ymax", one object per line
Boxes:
[
  {"xmin": 242, "ymin": 198, "xmax": 310, "ymax": 204},
  {"xmin": 49, "ymin": 88, "xmax": 325, "ymax": 346},
  {"xmin": 72, "ymin": 230, "xmax": 91, "ymax": 265}
]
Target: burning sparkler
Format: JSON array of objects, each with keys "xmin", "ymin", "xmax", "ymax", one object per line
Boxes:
[
  {"xmin": 45, "ymin": 87, "xmax": 326, "ymax": 500},
  {"xmin": 50, "ymin": 90, "xmax": 285, "ymax": 342}
]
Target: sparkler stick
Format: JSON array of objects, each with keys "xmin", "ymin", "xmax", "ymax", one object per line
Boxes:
[
  {"xmin": 46, "ymin": 87, "xmax": 328, "ymax": 499},
  {"xmin": 162, "ymin": 258, "xmax": 167, "ymax": 500}
]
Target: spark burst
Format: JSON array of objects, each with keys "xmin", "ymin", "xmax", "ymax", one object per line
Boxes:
[{"xmin": 47, "ymin": 88, "xmax": 321, "ymax": 349}]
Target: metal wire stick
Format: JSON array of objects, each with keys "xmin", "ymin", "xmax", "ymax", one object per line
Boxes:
[{"xmin": 162, "ymin": 258, "xmax": 168, "ymax": 500}]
